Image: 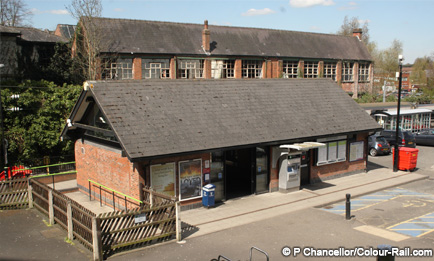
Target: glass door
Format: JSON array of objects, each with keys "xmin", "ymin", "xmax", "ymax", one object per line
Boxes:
[
  {"xmin": 255, "ymin": 147, "xmax": 269, "ymax": 194},
  {"xmin": 210, "ymin": 151, "xmax": 225, "ymax": 202}
]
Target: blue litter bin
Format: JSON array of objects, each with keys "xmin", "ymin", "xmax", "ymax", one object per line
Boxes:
[{"xmin": 202, "ymin": 184, "xmax": 216, "ymax": 208}]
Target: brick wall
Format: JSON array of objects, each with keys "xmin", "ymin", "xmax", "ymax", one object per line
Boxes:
[
  {"xmin": 133, "ymin": 57, "xmax": 142, "ymax": 79},
  {"xmin": 75, "ymin": 139, "xmax": 143, "ymax": 201}
]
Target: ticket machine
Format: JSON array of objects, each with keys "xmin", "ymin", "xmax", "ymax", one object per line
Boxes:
[{"xmin": 278, "ymin": 152, "xmax": 301, "ymax": 192}]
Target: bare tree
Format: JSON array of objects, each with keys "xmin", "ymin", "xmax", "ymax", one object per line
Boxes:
[
  {"xmin": 67, "ymin": 0, "xmax": 103, "ymax": 80},
  {"xmin": 0, "ymin": 0, "xmax": 32, "ymax": 27},
  {"xmin": 337, "ymin": 16, "xmax": 372, "ymax": 50}
]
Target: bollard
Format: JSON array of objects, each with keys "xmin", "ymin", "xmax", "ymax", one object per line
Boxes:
[
  {"xmin": 377, "ymin": 245, "xmax": 394, "ymax": 261},
  {"xmin": 346, "ymin": 193, "xmax": 351, "ymax": 220}
]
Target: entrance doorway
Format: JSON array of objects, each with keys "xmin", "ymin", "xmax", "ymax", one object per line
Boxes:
[
  {"xmin": 300, "ymin": 151, "xmax": 310, "ymax": 186},
  {"xmin": 225, "ymin": 148, "xmax": 252, "ymax": 199}
]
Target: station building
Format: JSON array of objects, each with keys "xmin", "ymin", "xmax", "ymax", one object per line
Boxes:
[{"xmin": 61, "ymin": 79, "xmax": 381, "ymax": 208}]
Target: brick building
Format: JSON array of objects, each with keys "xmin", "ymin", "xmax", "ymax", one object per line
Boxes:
[
  {"xmin": 75, "ymin": 18, "xmax": 373, "ymax": 98},
  {"xmin": 61, "ymin": 79, "xmax": 381, "ymax": 208}
]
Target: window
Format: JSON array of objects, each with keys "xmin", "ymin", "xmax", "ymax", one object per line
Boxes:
[
  {"xmin": 242, "ymin": 60, "xmax": 263, "ymax": 78},
  {"xmin": 323, "ymin": 62, "xmax": 337, "ymax": 81},
  {"xmin": 211, "ymin": 60, "xmax": 235, "ymax": 79},
  {"xmin": 317, "ymin": 136, "xmax": 347, "ymax": 165},
  {"xmin": 101, "ymin": 59, "xmax": 133, "ymax": 80},
  {"xmin": 304, "ymin": 61, "xmax": 318, "ymax": 78},
  {"xmin": 84, "ymin": 105, "xmax": 117, "ymax": 142},
  {"xmin": 142, "ymin": 59, "xmax": 170, "ymax": 79},
  {"xmin": 358, "ymin": 62, "xmax": 370, "ymax": 82},
  {"xmin": 282, "ymin": 60, "xmax": 298, "ymax": 78},
  {"xmin": 178, "ymin": 60, "xmax": 204, "ymax": 79},
  {"xmin": 342, "ymin": 62, "xmax": 354, "ymax": 82}
]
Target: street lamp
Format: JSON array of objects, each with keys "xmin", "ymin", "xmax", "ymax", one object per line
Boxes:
[{"xmin": 393, "ymin": 55, "xmax": 404, "ymax": 172}]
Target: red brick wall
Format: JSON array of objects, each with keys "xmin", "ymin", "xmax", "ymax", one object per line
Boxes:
[
  {"xmin": 133, "ymin": 57, "xmax": 142, "ymax": 79},
  {"xmin": 75, "ymin": 139, "xmax": 142, "ymax": 201},
  {"xmin": 234, "ymin": 59, "xmax": 242, "ymax": 79}
]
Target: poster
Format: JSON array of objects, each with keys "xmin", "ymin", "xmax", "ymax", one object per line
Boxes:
[
  {"xmin": 179, "ymin": 159, "xmax": 202, "ymax": 201},
  {"xmin": 350, "ymin": 141, "xmax": 364, "ymax": 162},
  {"xmin": 150, "ymin": 163, "xmax": 175, "ymax": 196}
]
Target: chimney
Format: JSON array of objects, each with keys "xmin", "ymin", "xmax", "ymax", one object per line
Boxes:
[
  {"xmin": 202, "ymin": 20, "xmax": 210, "ymax": 52},
  {"xmin": 352, "ymin": 28, "xmax": 362, "ymax": 41}
]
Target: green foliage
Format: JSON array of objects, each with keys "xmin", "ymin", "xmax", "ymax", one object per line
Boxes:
[
  {"xmin": 1, "ymin": 80, "xmax": 81, "ymax": 166},
  {"xmin": 355, "ymin": 93, "xmax": 382, "ymax": 103}
]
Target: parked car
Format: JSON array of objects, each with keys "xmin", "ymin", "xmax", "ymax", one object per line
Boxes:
[
  {"xmin": 415, "ymin": 129, "xmax": 434, "ymax": 146},
  {"xmin": 368, "ymin": 134, "xmax": 391, "ymax": 156},
  {"xmin": 380, "ymin": 129, "xmax": 416, "ymax": 148}
]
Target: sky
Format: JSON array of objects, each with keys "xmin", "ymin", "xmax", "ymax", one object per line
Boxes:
[{"xmin": 25, "ymin": 0, "xmax": 434, "ymax": 64}]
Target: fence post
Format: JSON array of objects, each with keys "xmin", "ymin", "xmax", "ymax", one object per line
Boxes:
[
  {"xmin": 48, "ymin": 189, "xmax": 54, "ymax": 225},
  {"xmin": 175, "ymin": 201, "xmax": 182, "ymax": 242},
  {"xmin": 92, "ymin": 216, "xmax": 103, "ymax": 261},
  {"xmin": 67, "ymin": 201, "xmax": 73, "ymax": 240},
  {"xmin": 150, "ymin": 189, "xmax": 154, "ymax": 208},
  {"xmin": 27, "ymin": 182, "xmax": 33, "ymax": 209}
]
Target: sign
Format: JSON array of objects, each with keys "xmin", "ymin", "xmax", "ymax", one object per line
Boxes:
[
  {"xmin": 179, "ymin": 159, "xmax": 202, "ymax": 201},
  {"xmin": 349, "ymin": 141, "xmax": 364, "ymax": 162},
  {"xmin": 135, "ymin": 213, "xmax": 147, "ymax": 224},
  {"xmin": 150, "ymin": 163, "xmax": 175, "ymax": 196}
]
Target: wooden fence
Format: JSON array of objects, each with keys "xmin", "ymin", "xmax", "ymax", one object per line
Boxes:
[
  {"xmin": 0, "ymin": 177, "xmax": 29, "ymax": 209},
  {"xmin": 30, "ymin": 179, "xmax": 96, "ymax": 252},
  {"xmin": 97, "ymin": 201, "xmax": 180, "ymax": 259},
  {"xmin": 2, "ymin": 178, "xmax": 182, "ymax": 260}
]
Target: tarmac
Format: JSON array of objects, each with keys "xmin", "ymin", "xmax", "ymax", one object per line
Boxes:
[{"xmin": 44, "ymin": 166, "xmax": 429, "ymax": 240}]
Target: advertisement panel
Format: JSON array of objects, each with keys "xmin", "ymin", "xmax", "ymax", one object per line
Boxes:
[
  {"xmin": 150, "ymin": 163, "xmax": 175, "ymax": 196},
  {"xmin": 179, "ymin": 159, "xmax": 202, "ymax": 201}
]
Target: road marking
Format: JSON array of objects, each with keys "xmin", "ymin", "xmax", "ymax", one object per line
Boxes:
[{"xmin": 387, "ymin": 211, "xmax": 434, "ymax": 237}]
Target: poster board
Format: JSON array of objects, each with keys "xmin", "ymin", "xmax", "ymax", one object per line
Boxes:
[
  {"xmin": 150, "ymin": 163, "xmax": 175, "ymax": 196},
  {"xmin": 349, "ymin": 141, "xmax": 364, "ymax": 162},
  {"xmin": 179, "ymin": 159, "xmax": 202, "ymax": 201}
]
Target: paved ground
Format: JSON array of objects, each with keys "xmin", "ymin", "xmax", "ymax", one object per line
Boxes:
[
  {"xmin": 0, "ymin": 208, "xmax": 92, "ymax": 261},
  {"xmin": 1, "ymin": 145, "xmax": 433, "ymax": 260}
]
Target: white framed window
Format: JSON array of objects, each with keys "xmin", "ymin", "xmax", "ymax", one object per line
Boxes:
[
  {"xmin": 342, "ymin": 62, "xmax": 354, "ymax": 82},
  {"xmin": 211, "ymin": 60, "xmax": 235, "ymax": 79},
  {"xmin": 101, "ymin": 58, "xmax": 133, "ymax": 80},
  {"xmin": 317, "ymin": 136, "xmax": 347, "ymax": 165},
  {"xmin": 282, "ymin": 60, "xmax": 298, "ymax": 78},
  {"xmin": 358, "ymin": 62, "xmax": 370, "ymax": 82},
  {"xmin": 304, "ymin": 61, "xmax": 318, "ymax": 78},
  {"xmin": 242, "ymin": 60, "xmax": 263, "ymax": 78},
  {"xmin": 178, "ymin": 60, "xmax": 204, "ymax": 79},
  {"xmin": 142, "ymin": 59, "xmax": 170, "ymax": 79},
  {"xmin": 323, "ymin": 62, "xmax": 337, "ymax": 81}
]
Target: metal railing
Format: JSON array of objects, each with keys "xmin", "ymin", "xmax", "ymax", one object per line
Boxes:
[{"xmin": 88, "ymin": 179, "xmax": 143, "ymax": 211}]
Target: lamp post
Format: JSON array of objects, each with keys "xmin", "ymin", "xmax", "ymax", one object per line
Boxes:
[{"xmin": 393, "ymin": 55, "xmax": 404, "ymax": 172}]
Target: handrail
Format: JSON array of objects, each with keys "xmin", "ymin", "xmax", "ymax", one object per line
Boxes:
[
  {"xmin": 88, "ymin": 179, "xmax": 143, "ymax": 204},
  {"xmin": 11, "ymin": 161, "xmax": 76, "ymax": 173},
  {"xmin": 29, "ymin": 170, "xmax": 77, "ymax": 179}
]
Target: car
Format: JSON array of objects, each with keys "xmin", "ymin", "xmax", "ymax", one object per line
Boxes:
[
  {"xmin": 379, "ymin": 129, "xmax": 416, "ymax": 148},
  {"xmin": 415, "ymin": 129, "xmax": 434, "ymax": 146},
  {"xmin": 368, "ymin": 134, "xmax": 391, "ymax": 156}
]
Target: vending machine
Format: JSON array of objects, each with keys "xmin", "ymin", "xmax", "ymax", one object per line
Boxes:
[{"xmin": 279, "ymin": 153, "xmax": 301, "ymax": 192}]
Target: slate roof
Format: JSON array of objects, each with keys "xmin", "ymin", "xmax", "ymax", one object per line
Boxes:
[
  {"xmin": 69, "ymin": 79, "xmax": 380, "ymax": 161},
  {"xmin": 0, "ymin": 26, "xmax": 67, "ymax": 43},
  {"xmin": 89, "ymin": 18, "xmax": 372, "ymax": 61},
  {"xmin": 0, "ymin": 25, "xmax": 21, "ymax": 34}
]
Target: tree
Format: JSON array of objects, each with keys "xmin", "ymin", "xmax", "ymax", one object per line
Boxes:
[
  {"xmin": 337, "ymin": 16, "xmax": 374, "ymax": 52},
  {"xmin": 0, "ymin": 80, "xmax": 82, "ymax": 167},
  {"xmin": 67, "ymin": 0, "xmax": 103, "ymax": 80},
  {"xmin": 411, "ymin": 56, "xmax": 434, "ymax": 87},
  {"xmin": 0, "ymin": 0, "xmax": 32, "ymax": 27}
]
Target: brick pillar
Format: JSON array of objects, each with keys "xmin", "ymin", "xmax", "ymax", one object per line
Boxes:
[
  {"xmin": 298, "ymin": 60, "xmax": 304, "ymax": 78},
  {"xmin": 353, "ymin": 62, "xmax": 359, "ymax": 98},
  {"xmin": 318, "ymin": 61, "xmax": 324, "ymax": 78},
  {"xmin": 234, "ymin": 59, "xmax": 242, "ymax": 79},
  {"xmin": 336, "ymin": 61, "xmax": 342, "ymax": 84},
  {"xmin": 133, "ymin": 57, "xmax": 142, "ymax": 79},
  {"xmin": 369, "ymin": 63, "xmax": 374, "ymax": 93},
  {"xmin": 263, "ymin": 60, "xmax": 269, "ymax": 79},
  {"xmin": 204, "ymin": 59, "xmax": 212, "ymax": 79},
  {"xmin": 170, "ymin": 57, "xmax": 177, "ymax": 79}
]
